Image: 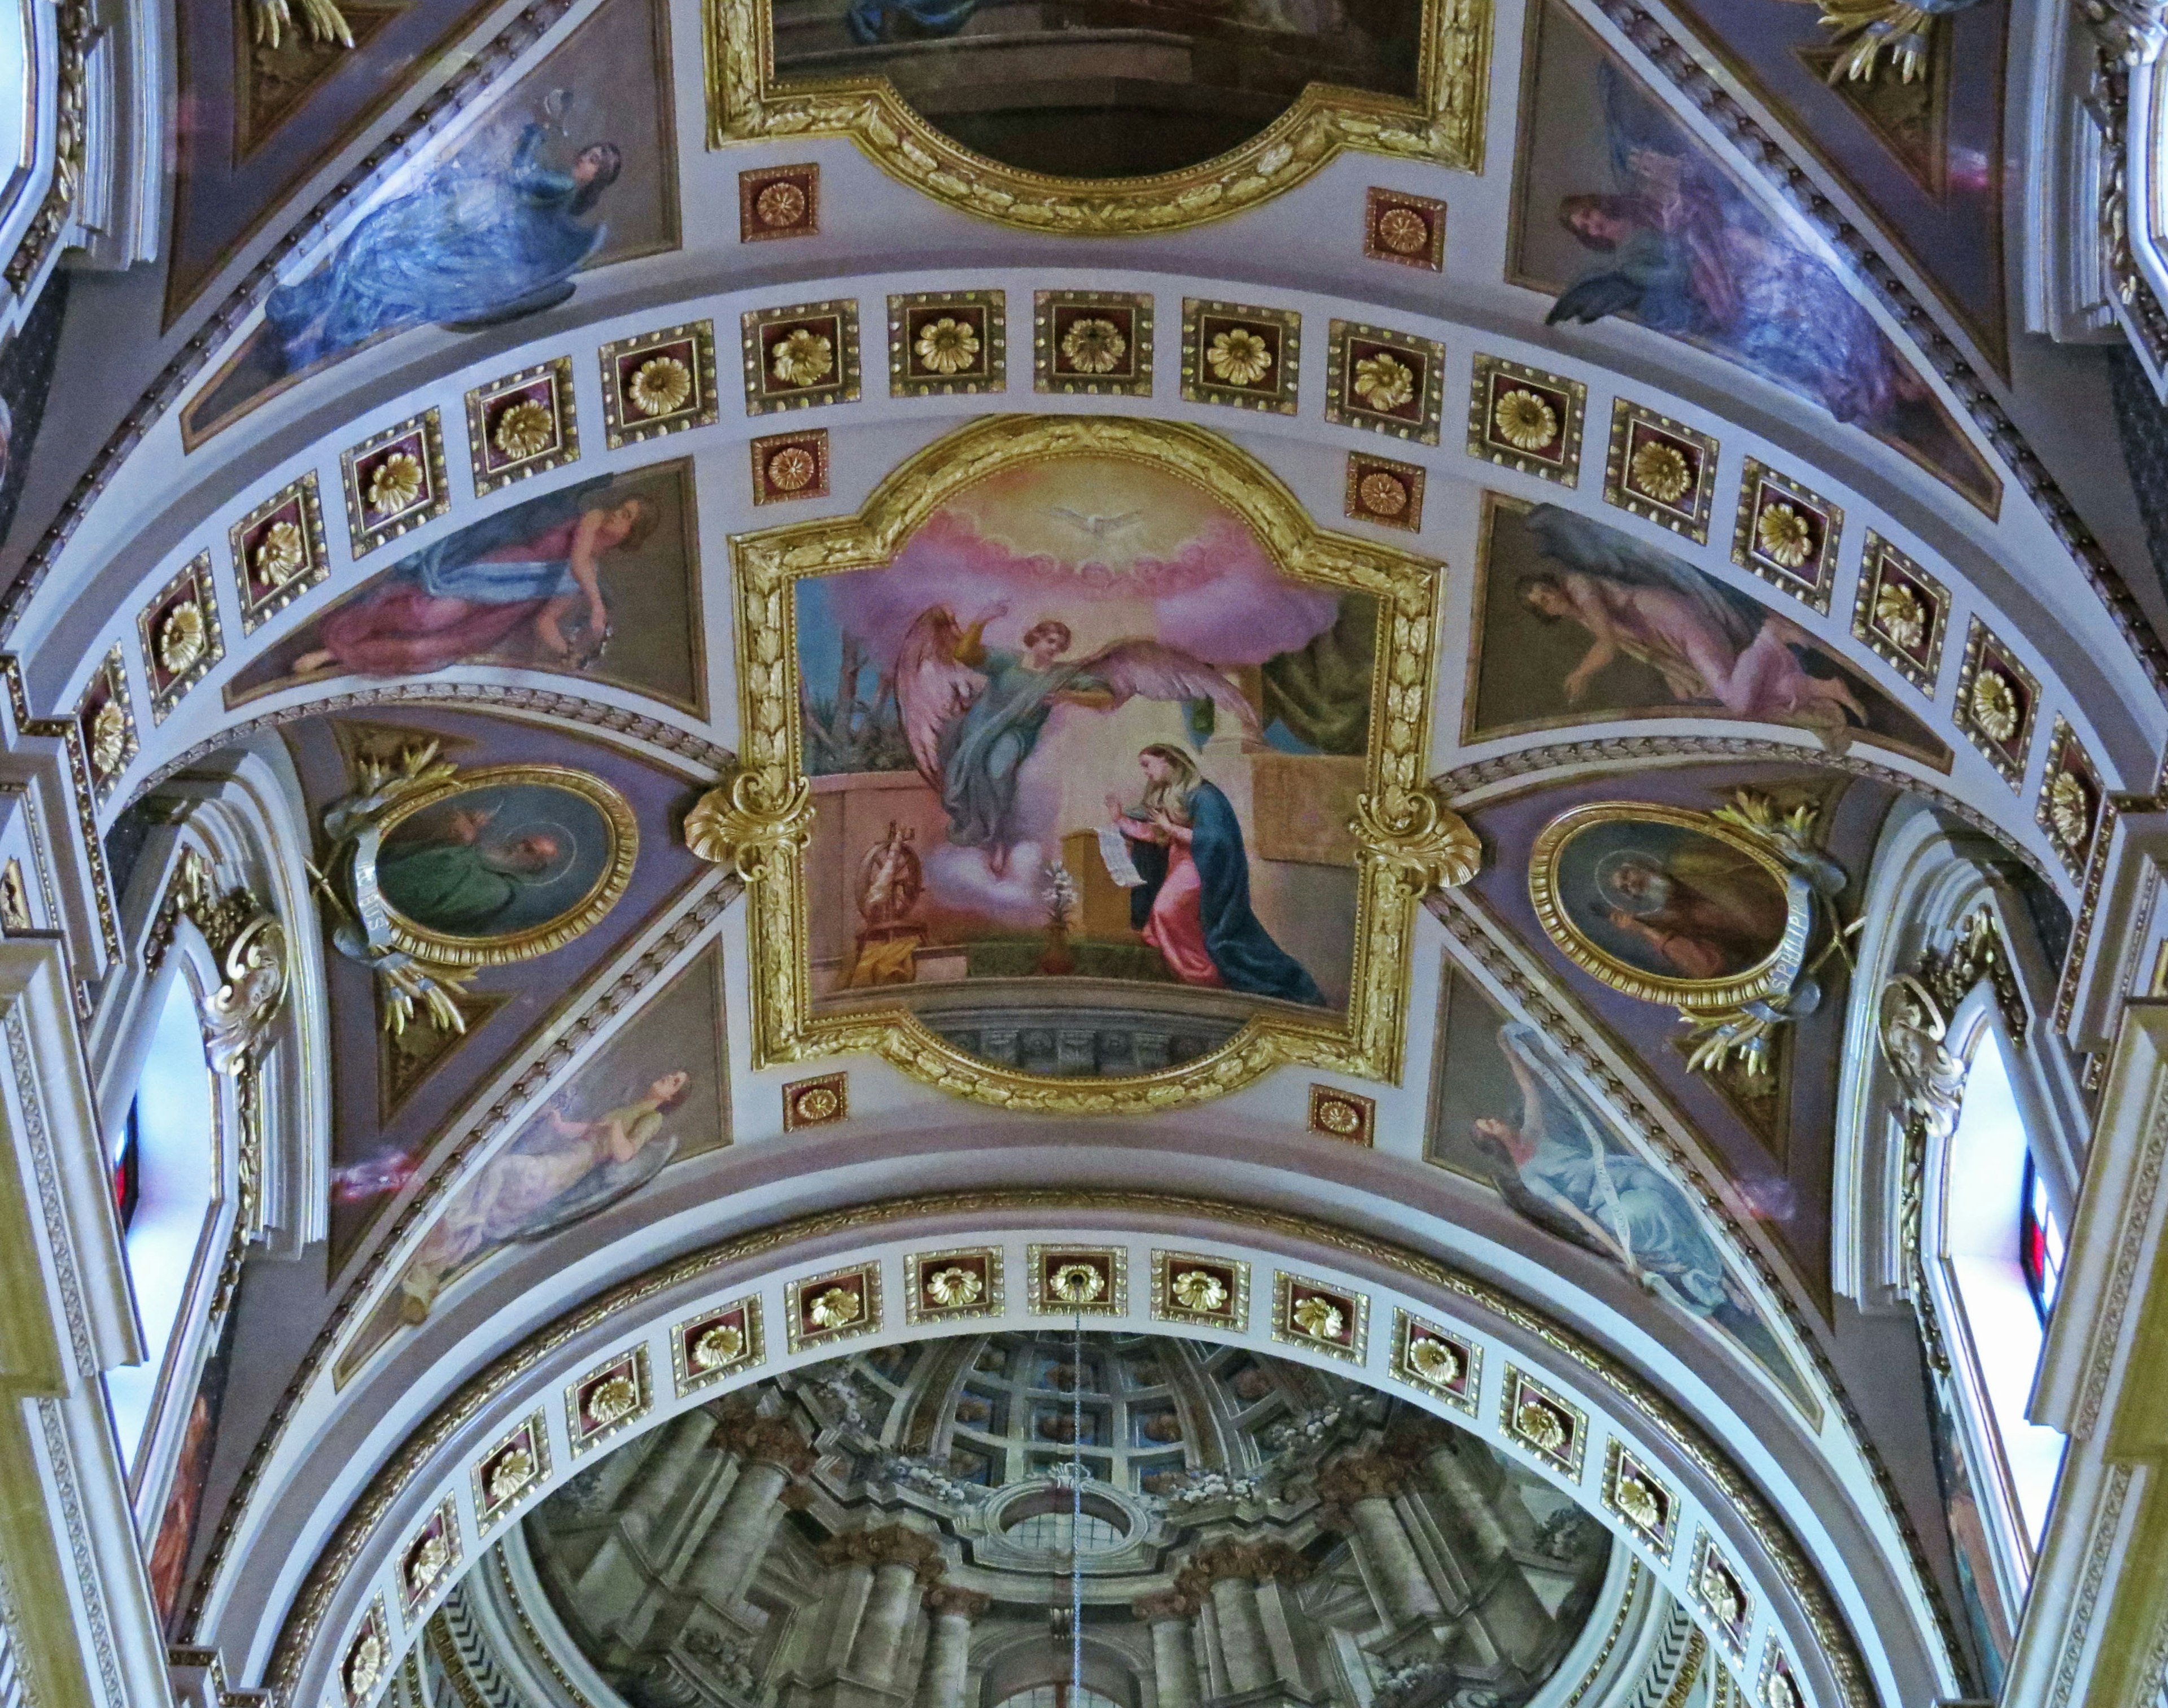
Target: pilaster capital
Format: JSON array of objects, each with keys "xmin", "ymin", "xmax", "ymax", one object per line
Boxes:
[
  {"xmin": 924, "ymin": 1585, "xmax": 990, "ymax": 1619},
  {"xmin": 1131, "ymin": 1588, "xmax": 1199, "ymax": 1622}
]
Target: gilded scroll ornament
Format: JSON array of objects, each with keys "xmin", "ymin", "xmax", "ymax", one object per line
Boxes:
[
  {"xmin": 1529, "ymin": 790, "xmax": 1852, "ymax": 1081},
  {"xmin": 683, "ymin": 767, "xmax": 813, "ymax": 883},
  {"xmin": 1804, "ymin": 0, "xmax": 1983, "ymax": 85},
  {"xmin": 703, "ymin": 0, "xmax": 1490, "ymax": 236}
]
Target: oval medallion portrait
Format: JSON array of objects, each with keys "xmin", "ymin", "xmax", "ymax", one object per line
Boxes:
[
  {"xmin": 1527, "ymin": 802, "xmax": 1807, "ymax": 1008},
  {"xmin": 362, "ymin": 765, "xmax": 639, "ymax": 966}
]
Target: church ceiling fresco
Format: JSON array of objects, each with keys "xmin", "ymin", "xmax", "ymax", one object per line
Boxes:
[
  {"xmin": 283, "ymin": 706, "xmax": 712, "ymax": 1265},
  {"xmin": 179, "ymin": 0, "xmax": 680, "ymax": 444},
  {"xmin": 706, "ymin": 416, "xmax": 1469, "ymax": 1113},
  {"xmin": 1653, "ymin": 0, "xmax": 2009, "ymax": 375},
  {"xmin": 225, "ymin": 462, "xmax": 705, "ymax": 713},
  {"xmin": 516, "ymin": 1330, "xmax": 1618, "ymax": 1706},
  {"xmin": 1454, "ymin": 761, "xmax": 1902, "ymax": 1302},
  {"xmin": 1509, "ymin": 0, "xmax": 2002, "ymax": 514}
]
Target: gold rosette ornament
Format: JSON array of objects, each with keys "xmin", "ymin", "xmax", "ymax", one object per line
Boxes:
[
  {"xmin": 252, "ymin": 518, "xmax": 307, "ymax": 586},
  {"xmin": 1492, "ymin": 388, "xmax": 1557, "ymax": 451},
  {"xmin": 1313, "ymin": 1097, "xmax": 1361, "ymax": 1135},
  {"xmin": 1755, "ymin": 502, "xmax": 1815, "ymax": 569},
  {"xmin": 1356, "ymin": 471, "xmax": 1409, "ymax": 516},
  {"xmin": 344, "ymin": 1630, "xmax": 385, "ymax": 1701},
  {"xmin": 89, "ymin": 701, "xmax": 129, "ymax": 778},
  {"xmin": 808, "ymin": 1285, "xmax": 863, "ymax": 1329},
  {"xmin": 1171, "ymin": 1269, "xmax": 1227, "ymax": 1312},
  {"xmin": 366, "ymin": 452, "xmax": 424, "ymax": 517},
  {"xmin": 1613, "ymin": 1471, "xmax": 1662, "ymax": 1530},
  {"xmin": 1969, "ymin": 669, "xmax": 2021, "ymax": 744},
  {"xmin": 1290, "ymin": 1294, "xmax": 1343, "ymax": 1340},
  {"xmin": 1699, "ymin": 1562, "xmax": 1743, "ymax": 1627},
  {"xmin": 925, "ymin": 1265, "xmax": 984, "ymax": 1307},
  {"xmin": 915, "ymin": 316, "xmax": 980, "ymax": 375},
  {"xmin": 1374, "ymin": 206, "xmax": 1428, "ymax": 255},
  {"xmin": 158, "ymin": 600, "xmax": 209, "ymax": 675},
  {"xmin": 1629, "ymin": 439, "xmax": 1691, "ymax": 504},
  {"xmin": 755, "ymin": 180, "xmax": 805, "ymax": 228},
  {"xmin": 492, "ymin": 397, "xmax": 556, "ymax": 461},
  {"xmin": 406, "ymin": 1531, "xmax": 450, "ymax": 1596},
  {"xmin": 1352, "ymin": 351, "xmax": 1414, "ymax": 412},
  {"xmin": 1874, "ymin": 580, "xmax": 1926, "ymax": 650},
  {"xmin": 692, "ymin": 1321, "xmax": 745, "ymax": 1369},
  {"xmin": 630, "ymin": 356, "xmax": 692, "ymax": 418},
  {"xmin": 1514, "ymin": 1398, "xmax": 1566, "ymax": 1453},
  {"xmin": 1207, "ymin": 326, "xmax": 1273, "ymax": 387},
  {"xmin": 2047, "ymin": 770, "xmax": 2094, "ymax": 851},
  {"xmin": 585, "ymin": 1373, "xmax": 639, "ymax": 1426},
  {"xmin": 793, "ymin": 1082, "xmax": 840, "ymax": 1122},
  {"xmin": 766, "ymin": 445, "xmax": 818, "ymax": 492},
  {"xmin": 1061, "ymin": 317, "xmax": 1125, "ymax": 374},
  {"xmin": 488, "ymin": 1444, "xmax": 536, "ymax": 1505},
  {"xmin": 1048, "ymin": 1261, "xmax": 1105, "ymax": 1304},
  {"xmin": 1407, "ymin": 1335, "xmax": 1461, "ymax": 1384},
  {"xmin": 772, "ymin": 327, "xmax": 835, "ymax": 388}
]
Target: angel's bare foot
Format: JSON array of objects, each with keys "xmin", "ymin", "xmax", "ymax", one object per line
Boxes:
[
  {"xmin": 985, "ymin": 845, "xmax": 1009, "ymax": 878},
  {"xmin": 290, "ymin": 649, "xmax": 336, "ymax": 675}
]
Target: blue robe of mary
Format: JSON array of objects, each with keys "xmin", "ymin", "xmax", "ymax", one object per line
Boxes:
[
  {"xmin": 266, "ymin": 124, "xmax": 610, "ymax": 374},
  {"xmin": 1127, "ymin": 782, "xmax": 1326, "ymax": 1007}
]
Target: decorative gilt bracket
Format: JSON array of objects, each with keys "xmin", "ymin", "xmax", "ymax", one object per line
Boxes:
[
  {"xmin": 1806, "ymin": 0, "xmax": 1984, "ymax": 85},
  {"xmin": 1353, "ymin": 784, "xmax": 1481, "ymax": 897},
  {"xmin": 154, "ymin": 848, "xmax": 290, "ymax": 1312},
  {"xmin": 312, "ymin": 742, "xmax": 479, "ymax": 1037},
  {"xmin": 684, "ymin": 767, "xmax": 809, "ymax": 885},
  {"xmin": 1876, "ymin": 906, "xmax": 2022, "ymax": 1373},
  {"xmin": 246, "ymin": 0, "xmax": 354, "ymax": 50}
]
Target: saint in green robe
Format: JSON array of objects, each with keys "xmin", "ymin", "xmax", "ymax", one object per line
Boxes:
[{"xmin": 377, "ymin": 839, "xmax": 535, "ymax": 934}]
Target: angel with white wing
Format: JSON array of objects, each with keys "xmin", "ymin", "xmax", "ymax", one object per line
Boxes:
[{"xmin": 894, "ymin": 604, "xmax": 1261, "ymax": 876}]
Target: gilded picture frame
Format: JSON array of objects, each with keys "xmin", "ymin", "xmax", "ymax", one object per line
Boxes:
[
  {"xmin": 714, "ymin": 414, "xmax": 1448, "ymax": 1113},
  {"xmin": 352, "ymin": 764, "xmax": 641, "ymax": 968},
  {"xmin": 702, "ymin": 0, "xmax": 1492, "ymax": 236},
  {"xmin": 1527, "ymin": 801, "xmax": 1815, "ymax": 1012}
]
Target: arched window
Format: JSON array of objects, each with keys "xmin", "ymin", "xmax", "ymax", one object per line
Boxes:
[
  {"xmin": 103, "ymin": 972, "xmax": 219, "ymax": 1469},
  {"xmin": 1939, "ymin": 1021, "xmax": 2066, "ymax": 1550},
  {"xmin": 995, "ymin": 1687, "xmax": 1123, "ymax": 1708}
]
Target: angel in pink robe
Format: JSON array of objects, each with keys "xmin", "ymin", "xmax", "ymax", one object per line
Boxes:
[{"xmin": 894, "ymin": 605, "xmax": 1261, "ymax": 875}]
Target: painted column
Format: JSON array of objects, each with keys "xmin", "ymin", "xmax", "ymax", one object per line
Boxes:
[
  {"xmin": 1132, "ymin": 1591, "xmax": 1203, "ymax": 1708},
  {"xmin": 686, "ymin": 1416, "xmax": 811, "ymax": 1607},
  {"xmin": 916, "ymin": 1586, "xmax": 989, "ymax": 1708},
  {"xmin": 1424, "ymin": 1444, "xmax": 1514, "ymax": 1561},
  {"xmin": 622, "ymin": 1410, "xmax": 716, "ymax": 1544},
  {"xmin": 847, "ymin": 1526, "xmax": 944, "ymax": 1686},
  {"xmin": 1179, "ymin": 1541, "xmax": 1310, "ymax": 1696},
  {"xmin": 1319, "ymin": 1453, "xmax": 1443, "ymax": 1628}
]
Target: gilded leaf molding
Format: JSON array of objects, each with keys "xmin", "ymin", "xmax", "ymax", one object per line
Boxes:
[
  {"xmin": 702, "ymin": 0, "xmax": 1489, "ymax": 234},
  {"xmin": 694, "ymin": 414, "xmax": 1448, "ymax": 1112}
]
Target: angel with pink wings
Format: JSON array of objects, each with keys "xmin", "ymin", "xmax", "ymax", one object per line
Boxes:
[{"xmin": 895, "ymin": 603, "xmax": 1260, "ymax": 876}]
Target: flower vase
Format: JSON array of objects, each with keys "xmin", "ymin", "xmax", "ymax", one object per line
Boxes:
[{"xmin": 1038, "ymin": 921, "xmax": 1076, "ymax": 976}]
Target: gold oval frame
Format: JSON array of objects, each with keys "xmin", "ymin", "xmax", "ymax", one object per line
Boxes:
[
  {"xmin": 1526, "ymin": 801, "xmax": 1811, "ymax": 1012},
  {"xmin": 719, "ymin": 413, "xmax": 1445, "ymax": 1112},
  {"xmin": 363, "ymin": 764, "xmax": 641, "ymax": 967},
  {"xmin": 705, "ymin": 0, "xmax": 1490, "ymax": 235}
]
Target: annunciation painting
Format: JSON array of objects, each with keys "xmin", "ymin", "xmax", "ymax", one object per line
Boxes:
[
  {"xmin": 1426, "ymin": 959, "xmax": 1816, "ymax": 1417},
  {"xmin": 226, "ymin": 466, "xmax": 702, "ymax": 712},
  {"xmin": 711, "ymin": 417, "xmax": 1448, "ymax": 1110},
  {"xmin": 1509, "ymin": 0, "xmax": 2000, "ymax": 514},
  {"xmin": 770, "ymin": 0, "xmax": 1422, "ymax": 178},
  {"xmin": 181, "ymin": 0, "xmax": 679, "ymax": 444},
  {"xmin": 335, "ymin": 945, "xmax": 728, "ymax": 1382},
  {"xmin": 1468, "ymin": 497, "xmax": 1952, "ymax": 769}
]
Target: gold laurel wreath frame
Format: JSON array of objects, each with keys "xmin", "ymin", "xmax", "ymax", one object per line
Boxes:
[
  {"xmin": 716, "ymin": 414, "xmax": 1452, "ymax": 1112},
  {"xmin": 1526, "ymin": 801, "xmax": 1813, "ymax": 1012},
  {"xmin": 364, "ymin": 764, "xmax": 641, "ymax": 967},
  {"xmin": 703, "ymin": 0, "xmax": 1492, "ymax": 235}
]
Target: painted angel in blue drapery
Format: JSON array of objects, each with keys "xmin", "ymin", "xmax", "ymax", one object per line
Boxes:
[
  {"xmin": 1472, "ymin": 1022, "xmax": 1793, "ymax": 1377},
  {"xmin": 1545, "ymin": 62, "xmax": 1935, "ymax": 438},
  {"xmin": 844, "ymin": 0, "xmax": 976, "ymax": 41},
  {"xmin": 264, "ymin": 92, "xmax": 622, "ymax": 375},
  {"xmin": 894, "ymin": 604, "xmax": 1261, "ymax": 877}
]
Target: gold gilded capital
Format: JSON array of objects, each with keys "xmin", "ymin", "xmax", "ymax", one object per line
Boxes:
[
  {"xmin": 1353, "ymin": 783, "xmax": 1480, "ymax": 896},
  {"xmin": 685, "ymin": 765, "xmax": 812, "ymax": 884}
]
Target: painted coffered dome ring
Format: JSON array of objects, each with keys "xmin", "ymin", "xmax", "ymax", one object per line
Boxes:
[{"xmin": 519, "ymin": 1332, "xmax": 1619, "ymax": 1707}]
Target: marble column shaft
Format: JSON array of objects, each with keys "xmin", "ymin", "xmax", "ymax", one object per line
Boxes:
[
  {"xmin": 690, "ymin": 1457, "xmax": 793, "ymax": 1606},
  {"xmin": 1350, "ymin": 1493, "xmax": 1444, "ymax": 1626},
  {"xmin": 849, "ymin": 1560, "xmax": 922, "ymax": 1686},
  {"xmin": 1147, "ymin": 1615, "xmax": 1202, "ymax": 1708},
  {"xmin": 914, "ymin": 1591, "xmax": 986, "ymax": 1708},
  {"xmin": 1424, "ymin": 1446, "xmax": 1514, "ymax": 1561},
  {"xmin": 1209, "ymin": 1576, "xmax": 1272, "ymax": 1694}
]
